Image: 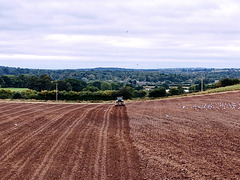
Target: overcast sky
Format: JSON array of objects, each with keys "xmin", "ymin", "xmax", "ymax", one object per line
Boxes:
[{"xmin": 0, "ymin": 0, "xmax": 240, "ymax": 69}]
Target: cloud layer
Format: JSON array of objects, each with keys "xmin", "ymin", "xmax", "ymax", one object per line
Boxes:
[{"xmin": 0, "ymin": 0, "xmax": 240, "ymax": 69}]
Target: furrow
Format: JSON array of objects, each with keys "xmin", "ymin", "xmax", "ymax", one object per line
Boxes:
[
  {"xmin": 93, "ymin": 106, "xmax": 112, "ymax": 180},
  {"xmin": 0, "ymin": 104, "xmax": 86, "ymax": 163},
  {"xmin": 30, "ymin": 105, "xmax": 95, "ymax": 180},
  {"xmin": 0, "ymin": 104, "xmax": 37, "ymax": 123},
  {"xmin": 66, "ymin": 105, "xmax": 104, "ymax": 180},
  {"xmin": 100, "ymin": 106, "xmax": 112, "ymax": 179},
  {"xmin": 0, "ymin": 104, "xmax": 76, "ymax": 148},
  {"xmin": 0, "ymin": 104, "xmax": 57, "ymax": 135},
  {"xmin": 0, "ymin": 103, "xmax": 21, "ymax": 111},
  {"xmin": 70, "ymin": 105, "xmax": 108, "ymax": 179},
  {"xmin": 2, "ymin": 104, "xmax": 91, "ymax": 180},
  {"xmin": 119, "ymin": 107, "xmax": 134, "ymax": 180}
]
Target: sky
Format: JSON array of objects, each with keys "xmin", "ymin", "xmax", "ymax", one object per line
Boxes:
[{"xmin": 0, "ymin": 0, "xmax": 240, "ymax": 69}]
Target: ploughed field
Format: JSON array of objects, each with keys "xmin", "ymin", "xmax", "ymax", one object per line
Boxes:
[
  {"xmin": 127, "ymin": 91, "xmax": 240, "ymax": 179},
  {"xmin": 0, "ymin": 91, "xmax": 240, "ymax": 179}
]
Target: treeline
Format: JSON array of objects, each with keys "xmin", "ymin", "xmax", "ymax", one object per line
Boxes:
[
  {"xmin": 0, "ymin": 66, "xmax": 190, "ymax": 84},
  {"xmin": 188, "ymin": 78, "xmax": 240, "ymax": 92},
  {"xmin": 215, "ymin": 78, "xmax": 240, "ymax": 88},
  {"xmin": 0, "ymin": 76, "xmax": 239, "ymax": 101},
  {"xmin": 2, "ymin": 66, "xmax": 240, "ymax": 86},
  {"xmin": 0, "ymin": 86, "xmax": 147, "ymax": 101},
  {"xmin": 0, "ymin": 74, "xmax": 126, "ymax": 92},
  {"xmin": 0, "ymin": 74, "xmax": 147, "ymax": 101},
  {"xmin": 0, "ymin": 85, "xmax": 186, "ymax": 100}
]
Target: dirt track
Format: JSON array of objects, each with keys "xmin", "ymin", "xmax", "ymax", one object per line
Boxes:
[{"xmin": 0, "ymin": 91, "xmax": 240, "ymax": 179}]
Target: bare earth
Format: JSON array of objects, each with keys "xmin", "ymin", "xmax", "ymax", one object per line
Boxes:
[
  {"xmin": 127, "ymin": 91, "xmax": 240, "ymax": 179},
  {"xmin": 0, "ymin": 91, "xmax": 240, "ymax": 179}
]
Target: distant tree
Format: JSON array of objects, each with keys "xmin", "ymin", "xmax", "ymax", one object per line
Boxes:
[
  {"xmin": 66, "ymin": 82, "xmax": 72, "ymax": 91},
  {"xmin": 219, "ymin": 78, "xmax": 232, "ymax": 87},
  {"xmin": 169, "ymin": 88, "xmax": 179, "ymax": 95},
  {"xmin": 39, "ymin": 74, "xmax": 53, "ymax": 91},
  {"xmin": 115, "ymin": 86, "xmax": 134, "ymax": 99},
  {"xmin": 65, "ymin": 79, "xmax": 87, "ymax": 91},
  {"xmin": 110, "ymin": 82, "xmax": 121, "ymax": 90},
  {"xmin": 17, "ymin": 74, "xmax": 30, "ymax": 88},
  {"xmin": 149, "ymin": 87, "xmax": 166, "ymax": 97},
  {"xmin": 83, "ymin": 85, "xmax": 99, "ymax": 92},
  {"xmin": 57, "ymin": 80, "xmax": 68, "ymax": 91},
  {"xmin": 129, "ymin": 79, "xmax": 137, "ymax": 86},
  {"xmin": 232, "ymin": 78, "xmax": 240, "ymax": 85},
  {"xmin": 161, "ymin": 83, "xmax": 169, "ymax": 89},
  {"xmin": 0, "ymin": 77, "xmax": 4, "ymax": 87},
  {"xmin": 177, "ymin": 85, "xmax": 184, "ymax": 94},
  {"xmin": 28, "ymin": 76, "xmax": 39, "ymax": 90},
  {"xmin": 220, "ymin": 78, "xmax": 240, "ymax": 87},
  {"xmin": 1, "ymin": 75, "xmax": 17, "ymax": 87},
  {"xmin": 91, "ymin": 81, "xmax": 102, "ymax": 89},
  {"xmin": 135, "ymin": 90, "xmax": 147, "ymax": 97},
  {"xmin": 189, "ymin": 85, "xmax": 197, "ymax": 93},
  {"xmin": 101, "ymin": 82, "xmax": 112, "ymax": 90}
]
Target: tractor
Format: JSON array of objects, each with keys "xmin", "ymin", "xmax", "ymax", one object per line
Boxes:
[{"xmin": 115, "ymin": 96, "xmax": 125, "ymax": 106}]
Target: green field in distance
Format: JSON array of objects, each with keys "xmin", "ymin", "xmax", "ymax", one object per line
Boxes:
[{"xmin": 0, "ymin": 88, "xmax": 29, "ymax": 92}]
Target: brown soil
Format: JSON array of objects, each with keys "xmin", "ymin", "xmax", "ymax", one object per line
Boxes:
[
  {"xmin": 127, "ymin": 91, "xmax": 240, "ymax": 179},
  {"xmin": 0, "ymin": 91, "xmax": 239, "ymax": 179},
  {"xmin": 0, "ymin": 103, "xmax": 140, "ymax": 180}
]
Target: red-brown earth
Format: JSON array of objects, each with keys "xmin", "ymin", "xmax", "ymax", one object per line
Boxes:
[{"xmin": 0, "ymin": 91, "xmax": 239, "ymax": 179}]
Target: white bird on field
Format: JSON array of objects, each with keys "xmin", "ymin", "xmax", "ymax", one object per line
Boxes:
[{"xmin": 14, "ymin": 123, "xmax": 18, "ymax": 127}]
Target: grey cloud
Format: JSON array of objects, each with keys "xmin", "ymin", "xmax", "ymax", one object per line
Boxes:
[{"xmin": 0, "ymin": 0, "xmax": 240, "ymax": 69}]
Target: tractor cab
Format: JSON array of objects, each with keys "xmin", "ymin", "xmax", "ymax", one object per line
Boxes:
[{"xmin": 115, "ymin": 96, "xmax": 125, "ymax": 106}]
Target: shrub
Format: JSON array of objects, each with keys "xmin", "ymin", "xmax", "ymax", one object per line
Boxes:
[
  {"xmin": 13, "ymin": 92, "xmax": 22, "ymax": 99},
  {"xmin": 0, "ymin": 89, "xmax": 14, "ymax": 99},
  {"xmin": 21, "ymin": 89, "xmax": 38, "ymax": 99},
  {"xmin": 68, "ymin": 91, "xmax": 80, "ymax": 100}
]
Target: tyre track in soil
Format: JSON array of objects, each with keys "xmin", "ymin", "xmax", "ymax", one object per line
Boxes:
[
  {"xmin": 93, "ymin": 105, "xmax": 112, "ymax": 180},
  {"xmin": 63, "ymin": 105, "xmax": 106, "ymax": 180},
  {"xmin": 0, "ymin": 103, "xmax": 75, "ymax": 145},
  {"xmin": 64, "ymin": 105, "xmax": 109, "ymax": 180},
  {"xmin": 105, "ymin": 106, "xmax": 141, "ymax": 180},
  {"xmin": 0, "ymin": 104, "xmax": 89, "ymax": 165},
  {"xmin": 29, "ymin": 105, "xmax": 97, "ymax": 180},
  {"xmin": 64, "ymin": 105, "xmax": 141, "ymax": 180},
  {"xmin": 0, "ymin": 103, "xmax": 141, "ymax": 179},
  {"xmin": 1, "ymin": 104, "xmax": 92, "ymax": 180}
]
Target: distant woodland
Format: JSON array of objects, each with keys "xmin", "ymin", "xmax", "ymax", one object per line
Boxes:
[
  {"xmin": 1, "ymin": 66, "xmax": 240, "ymax": 86},
  {"xmin": 0, "ymin": 66, "xmax": 240, "ymax": 101}
]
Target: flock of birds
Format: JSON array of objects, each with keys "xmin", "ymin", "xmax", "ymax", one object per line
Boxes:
[{"xmin": 176, "ymin": 101, "xmax": 240, "ymax": 111}]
